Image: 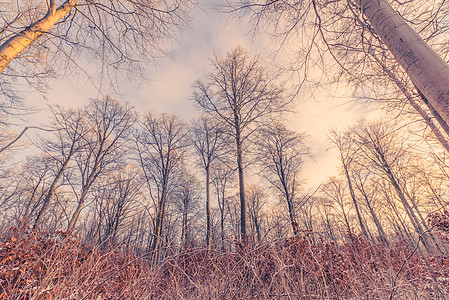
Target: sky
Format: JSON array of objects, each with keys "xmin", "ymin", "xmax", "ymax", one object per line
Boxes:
[{"xmin": 25, "ymin": 0, "xmax": 381, "ymax": 190}]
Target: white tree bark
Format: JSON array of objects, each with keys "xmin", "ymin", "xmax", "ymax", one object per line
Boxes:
[
  {"xmin": 0, "ymin": 0, "xmax": 78, "ymax": 74},
  {"xmin": 360, "ymin": 0, "xmax": 449, "ymax": 127}
]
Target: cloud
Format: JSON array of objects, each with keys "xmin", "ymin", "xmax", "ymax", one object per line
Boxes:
[
  {"xmin": 127, "ymin": 1, "xmax": 254, "ymax": 117},
  {"xmin": 21, "ymin": 0, "xmax": 384, "ymax": 189}
]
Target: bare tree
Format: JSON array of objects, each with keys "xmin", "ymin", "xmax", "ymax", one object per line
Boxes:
[
  {"xmin": 33, "ymin": 106, "xmax": 89, "ymax": 229},
  {"xmin": 135, "ymin": 112, "xmax": 188, "ymax": 263},
  {"xmin": 329, "ymin": 130, "xmax": 368, "ymax": 239},
  {"xmin": 351, "ymin": 165, "xmax": 389, "ymax": 246},
  {"xmin": 173, "ymin": 171, "xmax": 201, "ymax": 248},
  {"xmin": 92, "ymin": 165, "xmax": 142, "ymax": 246},
  {"xmin": 358, "ymin": 0, "xmax": 449, "ymax": 128},
  {"xmin": 257, "ymin": 122, "xmax": 308, "ymax": 235},
  {"xmin": 3, "ymin": 156, "xmax": 47, "ymax": 228},
  {"xmin": 228, "ymin": 0, "xmax": 449, "ymax": 150},
  {"xmin": 369, "ymin": 52, "xmax": 449, "ymax": 153},
  {"xmin": 351, "ymin": 120, "xmax": 440, "ymax": 253},
  {"xmin": 246, "ymin": 184, "xmax": 266, "ymax": 242},
  {"xmin": 67, "ymin": 97, "xmax": 136, "ymax": 230},
  {"xmin": 211, "ymin": 166, "xmax": 234, "ymax": 250},
  {"xmin": 190, "ymin": 114, "xmax": 227, "ymax": 248},
  {"xmin": 194, "ymin": 46, "xmax": 287, "ymax": 240},
  {"xmin": 321, "ymin": 177, "xmax": 354, "ymax": 237},
  {"xmin": 0, "ymin": 0, "xmax": 192, "ymax": 91}
]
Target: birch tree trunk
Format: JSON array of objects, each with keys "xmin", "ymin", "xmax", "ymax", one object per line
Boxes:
[
  {"xmin": 370, "ymin": 53, "xmax": 449, "ymax": 153},
  {"xmin": 360, "ymin": 0, "xmax": 449, "ymax": 128},
  {"xmin": 0, "ymin": 0, "xmax": 79, "ymax": 74}
]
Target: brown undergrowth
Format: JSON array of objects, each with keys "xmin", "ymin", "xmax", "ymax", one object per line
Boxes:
[{"xmin": 1, "ymin": 218, "xmax": 449, "ymax": 299}]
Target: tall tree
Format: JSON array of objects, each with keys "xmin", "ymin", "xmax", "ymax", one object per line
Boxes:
[
  {"xmin": 321, "ymin": 177, "xmax": 354, "ymax": 237},
  {"xmin": 257, "ymin": 122, "xmax": 309, "ymax": 235},
  {"xmin": 92, "ymin": 165, "xmax": 142, "ymax": 246},
  {"xmin": 329, "ymin": 130, "xmax": 368, "ymax": 239},
  {"xmin": 33, "ymin": 106, "xmax": 89, "ymax": 230},
  {"xmin": 351, "ymin": 165, "xmax": 389, "ymax": 246},
  {"xmin": 67, "ymin": 97, "xmax": 136, "ymax": 230},
  {"xmin": 351, "ymin": 120, "xmax": 440, "ymax": 253},
  {"xmin": 9, "ymin": 156, "xmax": 49, "ymax": 228},
  {"xmin": 135, "ymin": 112, "xmax": 188, "ymax": 263},
  {"xmin": 173, "ymin": 171, "xmax": 201, "ymax": 248},
  {"xmin": 191, "ymin": 115, "xmax": 227, "ymax": 248},
  {"xmin": 358, "ymin": 0, "xmax": 449, "ymax": 128},
  {"xmin": 194, "ymin": 46, "xmax": 287, "ymax": 240},
  {"xmin": 211, "ymin": 166, "xmax": 234, "ymax": 250},
  {"xmin": 246, "ymin": 184, "xmax": 266, "ymax": 242}
]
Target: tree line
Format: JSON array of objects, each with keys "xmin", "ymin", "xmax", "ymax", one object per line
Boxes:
[
  {"xmin": 1, "ymin": 0, "xmax": 449, "ymax": 262},
  {"xmin": 0, "ymin": 47, "xmax": 448, "ymax": 263}
]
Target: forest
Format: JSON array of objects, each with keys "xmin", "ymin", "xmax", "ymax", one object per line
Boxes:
[{"xmin": 1, "ymin": 0, "xmax": 449, "ymax": 298}]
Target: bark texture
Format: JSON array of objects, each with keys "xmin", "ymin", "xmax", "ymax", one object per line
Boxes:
[{"xmin": 360, "ymin": 0, "xmax": 449, "ymax": 128}]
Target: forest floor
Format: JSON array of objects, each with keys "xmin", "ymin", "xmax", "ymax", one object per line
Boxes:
[{"xmin": 1, "ymin": 220, "xmax": 449, "ymax": 299}]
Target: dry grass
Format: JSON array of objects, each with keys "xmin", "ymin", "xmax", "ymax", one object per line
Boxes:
[{"xmin": 1, "ymin": 226, "xmax": 449, "ymax": 299}]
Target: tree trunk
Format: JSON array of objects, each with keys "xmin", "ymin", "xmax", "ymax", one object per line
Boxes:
[
  {"xmin": 383, "ymin": 186, "xmax": 416, "ymax": 246},
  {"xmin": 33, "ymin": 156, "xmax": 71, "ymax": 230},
  {"xmin": 219, "ymin": 191, "xmax": 226, "ymax": 250},
  {"xmin": 357, "ymin": 182, "xmax": 389, "ymax": 246},
  {"xmin": 343, "ymin": 164, "xmax": 369, "ymax": 238},
  {"xmin": 67, "ymin": 187, "xmax": 90, "ymax": 230},
  {"xmin": 182, "ymin": 209, "xmax": 188, "ymax": 247},
  {"xmin": 383, "ymin": 165, "xmax": 434, "ymax": 253},
  {"xmin": 360, "ymin": 0, "xmax": 449, "ymax": 128},
  {"xmin": 254, "ymin": 214, "xmax": 261, "ymax": 241},
  {"xmin": 206, "ymin": 166, "xmax": 211, "ymax": 248},
  {"xmin": 235, "ymin": 128, "xmax": 247, "ymax": 240},
  {"xmin": 342, "ymin": 210, "xmax": 353, "ymax": 237},
  {"xmin": 21, "ymin": 176, "xmax": 45, "ymax": 227},
  {"xmin": 221, "ymin": 209, "xmax": 225, "ymax": 250},
  {"xmin": 285, "ymin": 193, "xmax": 298, "ymax": 235},
  {"xmin": 152, "ymin": 176, "xmax": 168, "ymax": 265},
  {"xmin": 67, "ymin": 139, "xmax": 108, "ymax": 231},
  {"xmin": 372, "ymin": 52, "xmax": 449, "ymax": 153},
  {"xmin": 404, "ymin": 189, "xmax": 443, "ymax": 254},
  {"xmin": 0, "ymin": 0, "xmax": 79, "ymax": 74},
  {"xmin": 418, "ymin": 90, "xmax": 449, "ymax": 140},
  {"xmin": 67, "ymin": 161, "xmax": 101, "ymax": 231}
]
